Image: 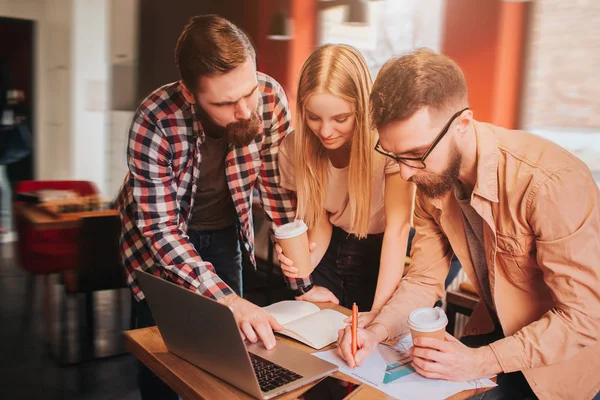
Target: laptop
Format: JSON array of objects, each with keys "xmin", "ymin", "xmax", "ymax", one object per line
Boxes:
[{"xmin": 136, "ymin": 270, "xmax": 338, "ymax": 399}]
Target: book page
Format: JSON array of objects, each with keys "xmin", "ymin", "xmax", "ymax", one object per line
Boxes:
[
  {"xmin": 262, "ymin": 300, "xmax": 321, "ymax": 326},
  {"xmin": 281, "ymin": 308, "xmax": 347, "ymax": 349}
]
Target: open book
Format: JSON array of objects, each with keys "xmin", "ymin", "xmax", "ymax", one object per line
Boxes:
[{"xmin": 263, "ymin": 301, "xmax": 348, "ymax": 350}]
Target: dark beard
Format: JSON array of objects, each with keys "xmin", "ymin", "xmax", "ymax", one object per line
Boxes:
[
  {"xmin": 225, "ymin": 111, "xmax": 261, "ymax": 147},
  {"xmin": 194, "ymin": 99, "xmax": 260, "ymax": 147},
  {"xmin": 410, "ymin": 146, "xmax": 462, "ymax": 199}
]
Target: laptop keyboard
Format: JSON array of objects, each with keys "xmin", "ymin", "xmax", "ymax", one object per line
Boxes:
[{"xmin": 250, "ymin": 353, "xmax": 303, "ymax": 393}]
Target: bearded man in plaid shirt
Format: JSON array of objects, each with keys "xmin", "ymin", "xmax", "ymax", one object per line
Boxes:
[{"xmin": 116, "ymin": 15, "xmax": 312, "ymax": 400}]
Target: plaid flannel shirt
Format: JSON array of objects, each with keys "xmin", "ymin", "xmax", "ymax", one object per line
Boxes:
[{"xmin": 116, "ymin": 72, "xmax": 312, "ymax": 302}]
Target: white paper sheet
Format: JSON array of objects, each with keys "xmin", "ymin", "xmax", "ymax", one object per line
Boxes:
[{"xmin": 313, "ymin": 334, "xmax": 496, "ymax": 400}]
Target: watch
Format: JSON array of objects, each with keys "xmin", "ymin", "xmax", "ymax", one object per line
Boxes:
[{"xmin": 293, "ymin": 283, "xmax": 314, "ymax": 297}]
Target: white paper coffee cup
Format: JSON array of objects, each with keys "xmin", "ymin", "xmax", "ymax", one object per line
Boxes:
[
  {"xmin": 274, "ymin": 220, "xmax": 308, "ymax": 239},
  {"xmin": 408, "ymin": 307, "xmax": 448, "ymax": 342},
  {"xmin": 274, "ymin": 220, "xmax": 313, "ymax": 278}
]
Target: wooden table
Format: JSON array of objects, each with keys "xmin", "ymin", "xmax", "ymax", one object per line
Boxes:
[
  {"xmin": 124, "ymin": 303, "xmax": 493, "ymax": 400},
  {"xmin": 14, "ymin": 202, "xmax": 118, "ymax": 230}
]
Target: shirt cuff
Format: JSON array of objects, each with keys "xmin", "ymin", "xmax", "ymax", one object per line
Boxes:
[
  {"xmin": 285, "ymin": 275, "xmax": 314, "ymax": 291},
  {"xmin": 200, "ymin": 280, "xmax": 234, "ymax": 300},
  {"xmin": 488, "ymin": 335, "xmax": 529, "ymax": 373}
]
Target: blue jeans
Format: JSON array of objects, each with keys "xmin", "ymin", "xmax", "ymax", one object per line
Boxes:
[{"xmin": 188, "ymin": 225, "xmax": 243, "ymax": 296}]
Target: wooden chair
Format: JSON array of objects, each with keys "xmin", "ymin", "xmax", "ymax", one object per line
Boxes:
[{"xmin": 60, "ymin": 214, "xmax": 130, "ymax": 365}]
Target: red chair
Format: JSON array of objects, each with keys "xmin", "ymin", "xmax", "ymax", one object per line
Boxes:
[{"xmin": 14, "ymin": 180, "xmax": 99, "ymax": 359}]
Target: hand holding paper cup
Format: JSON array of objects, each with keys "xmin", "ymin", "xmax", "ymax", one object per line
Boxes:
[
  {"xmin": 408, "ymin": 307, "xmax": 448, "ymax": 343},
  {"xmin": 274, "ymin": 220, "xmax": 314, "ymax": 278}
]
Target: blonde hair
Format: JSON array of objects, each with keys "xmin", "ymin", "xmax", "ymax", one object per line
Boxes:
[{"xmin": 294, "ymin": 44, "xmax": 377, "ymax": 238}]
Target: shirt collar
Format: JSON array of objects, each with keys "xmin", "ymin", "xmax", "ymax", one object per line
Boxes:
[
  {"xmin": 427, "ymin": 120, "xmax": 499, "ymax": 209},
  {"xmin": 471, "ymin": 120, "xmax": 499, "ymax": 203}
]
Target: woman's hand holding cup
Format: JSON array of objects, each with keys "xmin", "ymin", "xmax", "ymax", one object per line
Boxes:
[
  {"xmin": 274, "ymin": 220, "xmax": 316, "ymax": 279},
  {"xmin": 275, "ymin": 241, "xmax": 317, "ymax": 278}
]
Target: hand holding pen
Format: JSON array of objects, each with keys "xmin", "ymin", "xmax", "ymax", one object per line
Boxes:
[{"xmin": 337, "ymin": 302, "xmax": 388, "ymax": 368}]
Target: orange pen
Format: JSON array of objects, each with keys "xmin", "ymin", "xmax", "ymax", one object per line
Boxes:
[{"xmin": 351, "ymin": 303, "xmax": 358, "ymax": 358}]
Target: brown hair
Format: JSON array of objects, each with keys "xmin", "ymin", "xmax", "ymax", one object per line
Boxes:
[
  {"xmin": 175, "ymin": 15, "xmax": 256, "ymax": 90},
  {"xmin": 370, "ymin": 48, "xmax": 468, "ymax": 129}
]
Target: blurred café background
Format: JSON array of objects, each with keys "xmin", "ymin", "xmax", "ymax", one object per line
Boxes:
[{"xmin": 0, "ymin": 0, "xmax": 598, "ymax": 399}]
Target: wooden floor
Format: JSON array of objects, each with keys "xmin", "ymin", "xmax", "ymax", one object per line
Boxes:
[{"xmin": 0, "ymin": 240, "xmax": 292, "ymax": 400}]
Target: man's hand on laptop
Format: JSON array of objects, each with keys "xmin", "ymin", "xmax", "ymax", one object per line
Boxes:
[{"xmin": 219, "ymin": 294, "xmax": 283, "ymax": 350}]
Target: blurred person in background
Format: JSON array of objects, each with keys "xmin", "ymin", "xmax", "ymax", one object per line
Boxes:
[
  {"xmin": 276, "ymin": 44, "xmax": 415, "ymax": 325},
  {"xmin": 0, "ymin": 57, "xmax": 32, "ymax": 236},
  {"xmin": 337, "ymin": 49, "xmax": 600, "ymax": 400},
  {"xmin": 116, "ymin": 14, "xmax": 297, "ymax": 400}
]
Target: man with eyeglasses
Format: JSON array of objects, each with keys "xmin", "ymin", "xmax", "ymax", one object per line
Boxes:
[{"xmin": 337, "ymin": 49, "xmax": 600, "ymax": 400}]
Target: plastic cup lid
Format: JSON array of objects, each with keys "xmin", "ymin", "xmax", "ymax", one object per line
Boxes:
[
  {"xmin": 274, "ymin": 220, "xmax": 308, "ymax": 239},
  {"xmin": 407, "ymin": 307, "xmax": 448, "ymax": 332}
]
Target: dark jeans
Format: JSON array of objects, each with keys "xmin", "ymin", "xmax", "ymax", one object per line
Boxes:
[
  {"xmin": 135, "ymin": 224, "xmax": 242, "ymax": 400},
  {"xmin": 312, "ymin": 226, "xmax": 383, "ymax": 311},
  {"xmin": 188, "ymin": 225, "xmax": 243, "ymax": 297},
  {"xmin": 462, "ymin": 326, "xmax": 537, "ymax": 400}
]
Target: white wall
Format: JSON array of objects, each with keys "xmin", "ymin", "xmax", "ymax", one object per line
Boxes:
[
  {"xmin": 1, "ymin": 0, "xmax": 114, "ymax": 194},
  {"xmin": 106, "ymin": 0, "xmax": 139, "ymax": 198},
  {"xmin": 42, "ymin": 0, "xmax": 73, "ymax": 180},
  {"xmin": 0, "ymin": 0, "xmax": 71, "ymax": 235},
  {"xmin": 521, "ymin": 0, "xmax": 600, "ymax": 184},
  {"xmin": 1, "ymin": 0, "xmax": 56, "ymax": 180},
  {"xmin": 319, "ymin": 0, "xmax": 445, "ymax": 78},
  {"xmin": 106, "ymin": 110, "xmax": 133, "ymax": 197},
  {"xmin": 70, "ymin": 0, "xmax": 110, "ymax": 193}
]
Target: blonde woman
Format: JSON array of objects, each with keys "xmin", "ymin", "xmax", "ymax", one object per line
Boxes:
[{"xmin": 276, "ymin": 44, "xmax": 415, "ymax": 325}]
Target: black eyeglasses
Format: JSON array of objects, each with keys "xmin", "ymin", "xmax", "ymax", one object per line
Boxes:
[{"xmin": 374, "ymin": 107, "xmax": 470, "ymax": 169}]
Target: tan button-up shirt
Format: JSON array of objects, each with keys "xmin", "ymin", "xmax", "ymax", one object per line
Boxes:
[{"xmin": 372, "ymin": 121, "xmax": 600, "ymax": 400}]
